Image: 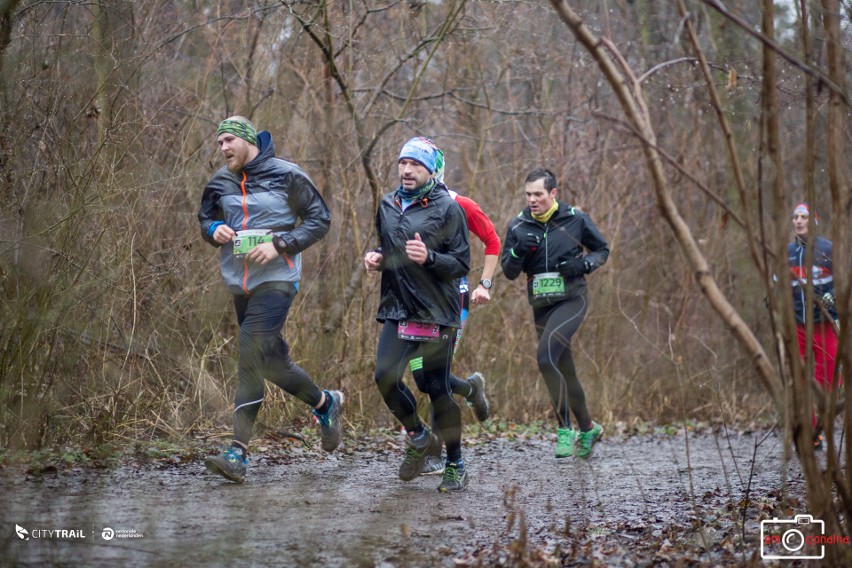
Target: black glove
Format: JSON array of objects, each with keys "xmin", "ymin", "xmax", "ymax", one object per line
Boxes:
[
  {"xmin": 822, "ymin": 292, "xmax": 835, "ymax": 310},
  {"xmin": 512, "ymin": 233, "xmax": 540, "ymax": 257},
  {"xmin": 555, "ymin": 258, "xmax": 589, "ymax": 278}
]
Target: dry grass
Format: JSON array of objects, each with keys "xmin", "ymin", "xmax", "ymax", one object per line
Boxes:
[{"xmin": 0, "ymin": 0, "xmax": 832, "ymax": 450}]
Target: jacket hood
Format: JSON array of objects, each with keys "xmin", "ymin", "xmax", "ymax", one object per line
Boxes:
[{"xmin": 243, "ymin": 131, "xmax": 275, "ymax": 173}]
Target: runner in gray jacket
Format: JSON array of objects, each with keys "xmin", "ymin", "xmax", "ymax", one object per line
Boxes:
[{"xmin": 198, "ymin": 116, "xmax": 343, "ymax": 483}]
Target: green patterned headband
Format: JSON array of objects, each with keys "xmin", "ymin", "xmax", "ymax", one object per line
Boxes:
[{"xmin": 216, "ymin": 118, "xmax": 257, "ymax": 146}]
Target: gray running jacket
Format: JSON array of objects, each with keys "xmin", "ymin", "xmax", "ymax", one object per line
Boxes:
[{"xmin": 198, "ymin": 132, "xmax": 331, "ymax": 295}]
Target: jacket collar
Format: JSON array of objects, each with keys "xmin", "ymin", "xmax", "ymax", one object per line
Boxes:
[{"xmin": 520, "ymin": 199, "xmax": 577, "ymax": 223}]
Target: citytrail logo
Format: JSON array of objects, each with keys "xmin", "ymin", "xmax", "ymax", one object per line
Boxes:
[
  {"xmin": 15, "ymin": 523, "xmax": 143, "ymax": 541},
  {"xmin": 13, "ymin": 524, "xmax": 86, "ymax": 540}
]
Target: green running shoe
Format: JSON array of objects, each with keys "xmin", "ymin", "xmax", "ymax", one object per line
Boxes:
[
  {"xmin": 576, "ymin": 421, "xmax": 603, "ymax": 459},
  {"xmin": 399, "ymin": 431, "xmax": 438, "ymax": 481},
  {"xmin": 438, "ymin": 461, "xmax": 468, "ymax": 492},
  {"xmin": 205, "ymin": 447, "xmax": 248, "ymax": 483},
  {"xmin": 555, "ymin": 427, "xmax": 577, "ymax": 458}
]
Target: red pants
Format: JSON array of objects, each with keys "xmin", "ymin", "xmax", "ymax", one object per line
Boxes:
[{"xmin": 796, "ymin": 321, "xmax": 841, "ymax": 390}]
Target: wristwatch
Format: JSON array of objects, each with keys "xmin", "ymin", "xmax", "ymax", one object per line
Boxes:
[
  {"xmin": 273, "ymin": 235, "xmax": 288, "ymax": 254},
  {"xmin": 479, "ymin": 279, "xmax": 492, "ymax": 290}
]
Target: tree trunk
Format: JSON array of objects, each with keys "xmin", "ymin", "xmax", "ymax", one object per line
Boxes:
[
  {"xmin": 0, "ymin": 0, "xmax": 20, "ymax": 78},
  {"xmin": 548, "ymin": 0, "xmax": 782, "ymax": 409}
]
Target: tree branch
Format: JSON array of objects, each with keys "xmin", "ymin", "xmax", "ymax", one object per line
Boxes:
[{"xmin": 701, "ymin": 0, "xmax": 849, "ymax": 107}]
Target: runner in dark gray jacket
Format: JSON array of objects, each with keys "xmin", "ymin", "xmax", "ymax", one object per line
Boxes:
[
  {"xmin": 502, "ymin": 168, "xmax": 609, "ymax": 460},
  {"xmin": 364, "ymin": 137, "xmax": 471, "ymax": 491},
  {"xmin": 198, "ymin": 116, "xmax": 343, "ymax": 483}
]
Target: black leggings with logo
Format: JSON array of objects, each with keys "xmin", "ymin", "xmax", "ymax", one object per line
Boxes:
[
  {"xmin": 533, "ymin": 295, "xmax": 592, "ymax": 430},
  {"xmin": 374, "ymin": 320, "xmax": 462, "ymax": 462}
]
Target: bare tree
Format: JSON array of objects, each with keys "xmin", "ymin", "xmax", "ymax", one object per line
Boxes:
[{"xmin": 550, "ymin": 0, "xmax": 849, "ymax": 555}]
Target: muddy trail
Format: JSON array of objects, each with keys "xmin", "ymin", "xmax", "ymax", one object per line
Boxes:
[{"xmin": 3, "ymin": 426, "xmax": 812, "ymax": 566}]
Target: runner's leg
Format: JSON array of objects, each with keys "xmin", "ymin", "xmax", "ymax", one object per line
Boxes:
[
  {"xmin": 230, "ymin": 291, "xmax": 285, "ymax": 445},
  {"xmin": 252, "ymin": 286, "xmax": 325, "ymax": 407},
  {"xmin": 420, "ymin": 328, "xmax": 462, "ymax": 462},
  {"xmin": 534, "ymin": 297, "xmax": 590, "ymax": 430},
  {"xmin": 375, "ymin": 320, "xmax": 422, "ymax": 432}
]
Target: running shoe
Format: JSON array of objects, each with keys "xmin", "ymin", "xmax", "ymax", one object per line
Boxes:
[
  {"xmin": 465, "ymin": 372, "xmax": 490, "ymax": 422},
  {"xmin": 421, "ymin": 453, "xmax": 445, "ymax": 475},
  {"xmin": 555, "ymin": 427, "xmax": 577, "ymax": 458},
  {"xmin": 205, "ymin": 447, "xmax": 248, "ymax": 483},
  {"xmin": 313, "ymin": 390, "xmax": 344, "ymax": 452},
  {"xmin": 438, "ymin": 460, "xmax": 468, "ymax": 492},
  {"xmin": 399, "ymin": 431, "xmax": 437, "ymax": 481},
  {"xmin": 575, "ymin": 421, "xmax": 603, "ymax": 459}
]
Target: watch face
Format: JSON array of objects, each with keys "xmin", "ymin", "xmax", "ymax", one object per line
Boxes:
[{"xmin": 480, "ymin": 279, "xmax": 492, "ymax": 289}]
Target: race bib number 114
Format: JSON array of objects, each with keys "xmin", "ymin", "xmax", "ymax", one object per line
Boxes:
[{"xmin": 233, "ymin": 230, "xmax": 273, "ymax": 256}]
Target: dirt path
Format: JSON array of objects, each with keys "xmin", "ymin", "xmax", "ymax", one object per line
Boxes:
[{"xmin": 2, "ymin": 427, "xmax": 810, "ymax": 566}]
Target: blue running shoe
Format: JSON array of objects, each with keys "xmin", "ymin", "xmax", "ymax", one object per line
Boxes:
[
  {"xmin": 205, "ymin": 447, "xmax": 248, "ymax": 483},
  {"xmin": 313, "ymin": 390, "xmax": 344, "ymax": 452}
]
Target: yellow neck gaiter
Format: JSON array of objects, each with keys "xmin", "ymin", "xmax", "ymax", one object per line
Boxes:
[{"xmin": 532, "ymin": 200, "xmax": 559, "ymax": 223}]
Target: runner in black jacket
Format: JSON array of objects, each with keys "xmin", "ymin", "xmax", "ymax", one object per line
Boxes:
[
  {"xmin": 364, "ymin": 137, "xmax": 471, "ymax": 491},
  {"xmin": 502, "ymin": 168, "xmax": 609, "ymax": 459}
]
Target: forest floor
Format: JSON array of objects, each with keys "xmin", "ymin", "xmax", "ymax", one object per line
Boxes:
[{"xmin": 0, "ymin": 422, "xmax": 836, "ymax": 567}]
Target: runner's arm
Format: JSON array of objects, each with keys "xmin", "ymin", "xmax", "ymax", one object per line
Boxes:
[{"xmin": 501, "ymin": 221, "xmax": 525, "ymax": 280}]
